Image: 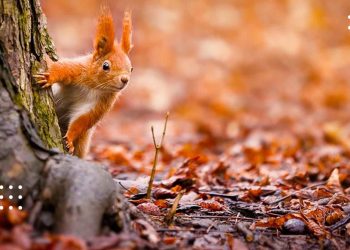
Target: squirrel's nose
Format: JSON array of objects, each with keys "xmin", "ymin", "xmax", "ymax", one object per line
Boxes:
[{"xmin": 120, "ymin": 76, "xmax": 129, "ymax": 84}]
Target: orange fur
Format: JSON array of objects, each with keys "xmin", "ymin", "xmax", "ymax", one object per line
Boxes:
[
  {"xmin": 94, "ymin": 7, "xmax": 115, "ymax": 59},
  {"xmin": 47, "ymin": 60, "xmax": 85, "ymax": 85},
  {"xmin": 121, "ymin": 11, "xmax": 132, "ymax": 54},
  {"xmin": 34, "ymin": 7, "xmax": 133, "ymax": 158}
]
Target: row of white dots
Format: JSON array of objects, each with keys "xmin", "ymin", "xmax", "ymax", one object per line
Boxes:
[
  {"xmin": 0, "ymin": 185, "xmax": 22, "ymax": 190},
  {"xmin": 0, "ymin": 205, "xmax": 22, "ymax": 210},
  {"xmin": 0, "ymin": 195, "xmax": 22, "ymax": 199},
  {"xmin": 348, "ymin": 15, "xmax": 350, "ymax": 30}
]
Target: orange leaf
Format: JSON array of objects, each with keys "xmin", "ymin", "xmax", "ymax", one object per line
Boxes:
[
  {"xmin": 255, "ymin": 214, "xmax": 295, "ymax": 229},
  {"xmin": 199, "ymin": 200, "xmax": 224, "ymax": 211},
  {"xmin": 163, "ymin": 236, "xmax": 177, "ymax": 245},
  {"xmin": 154, "ymin": 199, "xmax": 169, "ymax": 208}
]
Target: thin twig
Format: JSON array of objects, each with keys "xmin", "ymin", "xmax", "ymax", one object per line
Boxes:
[
  {"xmin": 160, "ymin": 112, "xmax": 169, "ymax": 146},
  {"xmin": 235, "ymin": 212, "xmax": 241, "ymax": 224},
  {"xmin": 178, "ymin": 215, "xmax": 256, "ymax": 221},
  {"xmin": 151, "ymin": 126, "xmax": 157, "ymax": 148},
  {"xmin": 165, "ymin": 190, "xmax": 185, "ymax": 225},
  {"xmin": 206, "ymin": 221, "xmax": 216, "ymax": 233},
  {"xmin": 118, "ymin": 181, "xmax": 137, "ymax": 194},
  {"xmin": 199, "ymin": 191, "xmax": 239, "ymax": 200},
  {"xmin": 146, "ymin": 128, "xmax": 160, "ymax": 199},
  {"xmin": 146, "ymin": 112, "xmax": 170, "ymax": 199},
  {"xmin": 157, "ymin": 228, "xmax": 199, "ymax": 232}
]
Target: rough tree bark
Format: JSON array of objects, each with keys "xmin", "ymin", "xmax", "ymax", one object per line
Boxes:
[{"xmin": 0, "ymin": 0, "xmax": 131, "ymax": 239}]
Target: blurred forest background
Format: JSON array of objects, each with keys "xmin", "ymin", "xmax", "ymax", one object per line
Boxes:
[{"xmin": 41, "ymin": 0, "xmax": 350, "ymax": 181}]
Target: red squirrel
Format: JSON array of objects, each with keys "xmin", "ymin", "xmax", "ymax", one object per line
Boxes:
[{"xmin": 34, "ymin": 8, "xmax": 133, "ymax": 158}]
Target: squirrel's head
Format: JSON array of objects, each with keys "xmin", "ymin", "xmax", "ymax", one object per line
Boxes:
[{"xmin": 91, "ymin": 8, "xmax": 133, "ymax": 92}]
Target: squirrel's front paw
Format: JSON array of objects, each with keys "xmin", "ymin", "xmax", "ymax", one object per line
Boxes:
[
  {"xmin": 63, "ymin": 135, "xmax": 75, "ymax": 155},
  {"xmin": 33, "ymin": 72, "xmax": 52, "ymax": 88}
]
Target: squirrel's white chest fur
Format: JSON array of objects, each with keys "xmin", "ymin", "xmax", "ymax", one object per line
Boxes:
[{"xmin": 52, "ymin": 84, "xmax": 103, "ymax": 134}]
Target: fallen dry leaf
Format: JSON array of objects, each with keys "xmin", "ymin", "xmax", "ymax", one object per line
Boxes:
[
  {"xmin": 154, "ymin": 199, "xmax": 169, "ymax": 208},
  {"xmin": 132, "ymin": 219, "xmax": 159, "ymax": 244},
  {"xmin": 152, "ymin": 188, "xmax": 177, "ymax": 199},
  {"xmin": 199, "ymin": 200, "xmax": 225, "ymax": 211},
  {"xmin": 137, "ymin": 202, "xmax": 161, "ymax": 216},
  {"xmin": 326, "ymin": 168, "xmax": 342, "ymax": 189}
]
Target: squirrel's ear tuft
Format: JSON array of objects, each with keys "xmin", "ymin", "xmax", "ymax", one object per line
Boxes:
[
  {"xmin": 120, "ymin": 11, "xmax": 133, "ymax": 54},
  {"xmin": 93, "ymin": 6, "xmax": 115, "ymax": 59}
]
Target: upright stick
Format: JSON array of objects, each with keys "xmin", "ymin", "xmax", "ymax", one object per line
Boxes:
[{"xmin": 146, "ymin": 112, "xmax": 169, "ymax": 199}]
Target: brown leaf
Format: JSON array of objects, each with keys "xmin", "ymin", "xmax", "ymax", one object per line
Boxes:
[
  {"xmin": 325, "ymin": 207, "xmax": 344, "ymax": 225},
  {"xmin": 247, "ymin": 187, "xmax": 262, "ymax": 200},
  {"xmin": 302, "ymin": 217, "xmax": 328, "ymax": 238},
  {"xmin": 132, "ymin": 219, "xmax": 159, "ymax": 244},
  {"xmin": 154, "ymin": 199, "xmax": 169, "ymax": 208},
  {"xmin": 163, "ymin": 236, "xmax": 177, "ymax": 245},
  {"xmin": 199, "ymin": 200, "xmax": 224, "ymax": 211},
  {"xmin": 255, "ymin": 214, "xmax": 296, "ymax": 229},
  {"xmin": 310, "ymin": 187, "xmax": 333, "ymax": 200},
  {"xmin": 128, "ymin": 197, "xmax": 149, "ymax": 205},
  {"xmin": 326, "ymin": 168, "xmax": 342, "ymax": 189},
  {"xmin": 124, "ymin": 186, "xmax": 140, "ymax": 197},
  {"xmin": 300, "ymin": 206, "xmax": 340, "ymax": 238},
  {"xmin": 152, "ymin": 188, "xmax": 177, "ymax": 199},
  {"xmin": 137, "ymin": 202, "xmax": 161, "ymax": 215},
  {"xmin": 161, "ymin": 175, "xmax": 194, "ymax": 189}
]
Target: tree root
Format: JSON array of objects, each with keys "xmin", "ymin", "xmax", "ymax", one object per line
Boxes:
[{"xmin": 42, "ymin": 155, "xmax": 120, "ymax": 239}]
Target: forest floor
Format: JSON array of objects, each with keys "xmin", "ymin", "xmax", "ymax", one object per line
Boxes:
[{"xmin": 89, "ymin": 1, "xmax": 350, "ymax": 249}]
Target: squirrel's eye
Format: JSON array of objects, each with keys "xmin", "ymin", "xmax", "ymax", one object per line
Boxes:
[
  {"xmin": 131, "ymin": 67, "xmax": 134, "ymax": 72},
  {"xmin": 102, "ymin": 61, "xmax": 110, "ymax": 71}
]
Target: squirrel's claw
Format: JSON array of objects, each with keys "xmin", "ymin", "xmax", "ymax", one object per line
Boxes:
[
  {"xmin": 64, "ymin": 135, "xmax": 75, "ymax": 155},
  {"xmin": 42, "ymin": 83, "xmax": 52, "ymax": 88},
  {"xmin": 34, "ymin": 72, "xmax": 52, "ymax": 88}
]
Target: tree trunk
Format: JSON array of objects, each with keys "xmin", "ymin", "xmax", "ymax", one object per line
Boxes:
[
  {"xmin": 0, "ymin": 0, "xmax": 133, "ymax": 239},
  {"xmin": 1, "ymin": 0, "xmax": 63, "ymax": 151}
]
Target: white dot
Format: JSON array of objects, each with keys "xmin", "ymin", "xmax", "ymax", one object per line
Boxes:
[
  {"xmin": 0, "ymin": 185, "xmax": 3, "ymax": 189},
  {"xmin": 0, "ymin": 206, "xmax": 3, "ymax": 210},
  {"xmin": 0, "ymin": 195, "xmax": 3, "ymax": 199},
  {"xmin": 9, "ymin": 206, "xmax": 13, "ymax": 210},
  {"xmin": 9, "ymin": 185, "xmax": 13, "ymax": 190},
  {"xmin": 9, "ymin": 195, "xmax": 13, "ymax": 200},
  {"xmin": 18, "ymin": 185, "xmax": 22, "ymax": 190},
  {"xmin": 348, "ymin": 15, "xmax": 350, "ymax": 19},
  {"xmin": 18, "ymin": 195, "xmax": 22, "ymax": 199},
  {"xmin": 18, "ymin": 206, "xmax": 22, "ymax": 210}
]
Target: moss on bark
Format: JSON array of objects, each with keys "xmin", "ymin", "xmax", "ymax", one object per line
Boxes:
[{"xmin": 1, "ymin": 0, "xmax": 62, "ymax": 150}]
